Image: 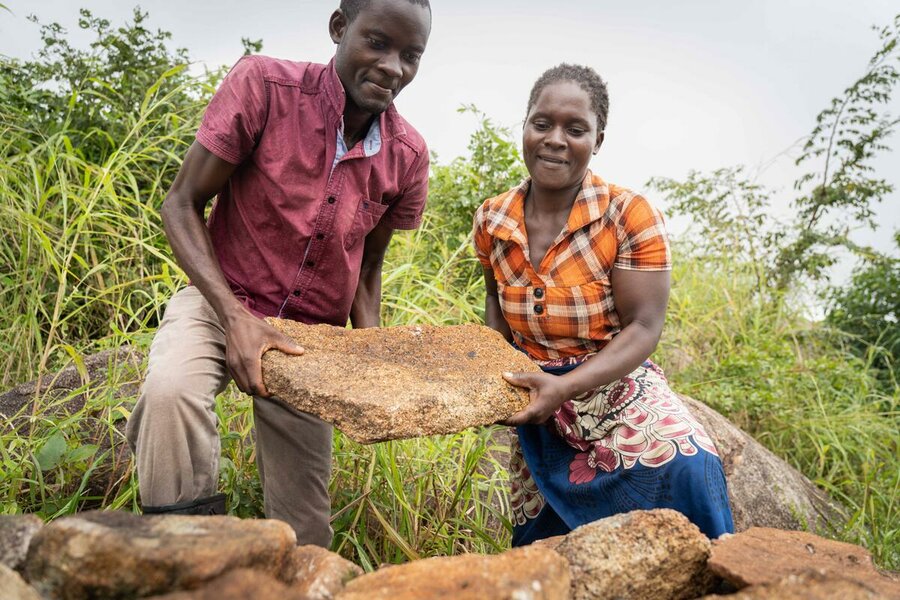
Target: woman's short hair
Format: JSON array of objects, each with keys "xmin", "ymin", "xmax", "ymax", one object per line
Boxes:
[{"xmin": 526, "ymin": 63, "xmax": 610, "ymax": 132}]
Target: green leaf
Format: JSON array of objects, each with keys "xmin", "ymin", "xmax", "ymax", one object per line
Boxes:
[
  {"xmin": 35, "ymin": 433, "xmax": 67, "ymax": 471},
  {"xmin": 67, "ymin": 444, "xmax": 99, "ymax": 463}
]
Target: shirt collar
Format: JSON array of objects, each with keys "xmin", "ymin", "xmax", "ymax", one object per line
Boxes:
[{"xmin": 486, "ymin": 171, "xmax": 611, "ymax": 243}]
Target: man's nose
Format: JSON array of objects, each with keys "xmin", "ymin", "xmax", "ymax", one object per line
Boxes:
[{"xmin": 377, "ymin": 52, "xmax": 403, "ymax": 79}]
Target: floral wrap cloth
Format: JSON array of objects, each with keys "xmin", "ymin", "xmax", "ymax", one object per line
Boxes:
[{"xmin": 510, "ymin": 358, "xmax": 734, "ymax": 545}]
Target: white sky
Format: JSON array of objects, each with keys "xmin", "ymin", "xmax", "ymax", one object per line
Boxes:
[{"xmin": 2, "ymin": 0, "xmax": 899, "ymax": 270}]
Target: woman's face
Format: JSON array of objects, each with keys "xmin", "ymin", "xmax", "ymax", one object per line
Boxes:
[{"xmin": 523, "ymin": 80, "xmax": 603, "ymax": 193}]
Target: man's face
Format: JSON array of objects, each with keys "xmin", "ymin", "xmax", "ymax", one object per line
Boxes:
[{"xmin": 330, "ymin": 0, "xmax": 431, "ymax": 116}]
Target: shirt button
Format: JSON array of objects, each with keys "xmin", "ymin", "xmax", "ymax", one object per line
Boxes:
[
  {"xmin": 316, "ymin": 233, "xmax": 325, "ymax": 240},
  {"xmin": 292, "ymin": 289, "xmax": 301, "ymax": 297},
  {"xmin": 533, "ymin": 304, "xmax": 544, "ymax": 315},
  {"xmin": 327, "ymin": 196, "xmax": 336, "ymax": 204},
  {"xmin": 534, "ymin": 287, "xmax": 544, "ymax": 299}
]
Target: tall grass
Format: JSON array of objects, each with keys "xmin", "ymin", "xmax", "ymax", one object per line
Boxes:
[{"xmin": 1, "ymin": 71, "xmax": 897, "ymax": 570}]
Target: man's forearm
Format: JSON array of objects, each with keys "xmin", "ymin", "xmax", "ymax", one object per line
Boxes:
[{"xmin": 349, "ymin": 267, "xmax": 382, "ymax": 328}]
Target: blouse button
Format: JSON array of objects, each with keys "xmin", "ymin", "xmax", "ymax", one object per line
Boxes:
[
  {"xmin": 327, "ymin": 196, "xmax": 336, "ymax": 204},
  {"xmin": 533, "ymin": 304, "xmax": 544, "ymax": 315},
  {"xmin": 534, "ymin": 287, "xmax": 544, "ymax": 299}
]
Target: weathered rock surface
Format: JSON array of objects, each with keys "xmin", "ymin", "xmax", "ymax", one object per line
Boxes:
[
  {"xmin": 0, "ymin": 564, "xmax": 42, "ymax": 600},
  {"xmin": 555, "ymin": 508, "xmax": 716, "ymax": 600},
  {"xmin": 0, "ymin": 348, "xmax": 143, "ymax": 505},
  {"xmin": 700, "ymin": 570, "xmax": 889, "ymax": 599},
  {"xmin": 283, "ymin": 545, "xmax": 363, "ymax": 599},
  {"xmin": 148, "ymin": 568, "xmax": 310, "ymax": 600},
  {"xmin": 262, "ymin": 321, "xmax": 540, "ymax": 443},
  {"xmin": 336, "ymin": 545, "xmax": 570, "ymax": 599},
  {"xmin": 24, "ymin": 511, "xmax": 297, "ymax": 599},
  {"xmin": 0, "ymin": 514, "xmax": 43, "ymax": 571},
  {"xmin": 681, "ymin": 395, "xmax": 844, "ymax": 532},
  {"xmin": 708, "ymin": 527, "xmax": 900, "ymax": 598}
]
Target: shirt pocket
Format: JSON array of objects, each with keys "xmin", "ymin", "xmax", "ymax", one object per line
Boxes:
[
  {"xmin": 542, "ymin": 278, "xmax": 616, "ymax": 341},
  {"xmin": 344, "ymin": 197, "xmax": 388, "ymax": 250}
]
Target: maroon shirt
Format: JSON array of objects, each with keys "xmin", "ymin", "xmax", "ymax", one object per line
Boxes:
[{"xmin": 195, "ymin": 55, "xmax": 429, "ymax": 326}]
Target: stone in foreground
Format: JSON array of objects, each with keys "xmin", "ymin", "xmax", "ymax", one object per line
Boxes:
[
  {"xmin": 555, "ymin": 509, "xmax": 716, "ymax": 600},
  {"xmin": 262, "ymin": 321, "xmax": 540, "ymax": 443},
  {"xmin": 24, "ymin": 512, "xmax": 296, "ymax": 600},
  {"xmin": 708, "ymin": 527, "xmax": 900, "ymax": 598},
  {"xmin": 0, "ymin": 514, "xmax": 43, "ymax": 571},
  {"xmin": 148, "ymin": 568, "xmax": 310, "ymax": 600},
  {"xmin": 699, "ymin": 570, "xmax": 889, "ymax": 599},
  {"xmin": 282, "ymin": 545, "xmax": 363, "ymax": 599},
  {"xmin": 336, "ymin": 545, "xmax": 570, "ymax": 599},
  {"xmin": 0, "ymin": 564, "xmax": 42, "ymax": 600}
]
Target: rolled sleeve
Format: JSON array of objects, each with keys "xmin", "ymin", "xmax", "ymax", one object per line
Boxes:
[
  {"xmin": 614, "ymin": 194, "xmax": 672, "ymax": 271},
  {"xmin": 471, "ymin": 202, "xmax": 494, "ymax": 270},
  {"xmin": 381, "ymin": 150, "xmax": 429, "ymax": 230}
]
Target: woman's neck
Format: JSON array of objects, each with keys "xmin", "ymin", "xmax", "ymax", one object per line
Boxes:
[{"xmin": 526, "ymin": 181, "xmax": 582, "ymax": 219}]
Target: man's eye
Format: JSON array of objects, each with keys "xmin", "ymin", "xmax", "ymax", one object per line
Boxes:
[
  {"xmin": 568, "ymin": 128, "xmax": 586, "ymax": 136},
  {"xmin": 403, "ymin": 52, "xmax": 421, "ymax": 64},
  {"xmin": 532, "ymin": 121, "xmax": 550, "ymax": 130},
  {"xmin": 368, "ymin": 37, "xmax": 386, "ymax": 49}
]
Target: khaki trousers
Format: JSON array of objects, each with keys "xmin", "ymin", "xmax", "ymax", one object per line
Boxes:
[{"xmin": 125, "ymin": 286, "xmax": 333, "ymax": 546}]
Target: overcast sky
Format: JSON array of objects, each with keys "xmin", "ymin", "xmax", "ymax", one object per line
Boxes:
[{"xmin": 2, "ymin": 1, "xmax": 898, "ymax": 268}]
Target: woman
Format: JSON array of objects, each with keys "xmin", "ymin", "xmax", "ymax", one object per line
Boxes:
[{"xmin": 472, "ymin": 64, "xmax": 734, "ymax": 545}]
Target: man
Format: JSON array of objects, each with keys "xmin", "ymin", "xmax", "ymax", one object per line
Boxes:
[{"xmin": 125, "ymin": 0, "xmax": 432, "ymax": 547}]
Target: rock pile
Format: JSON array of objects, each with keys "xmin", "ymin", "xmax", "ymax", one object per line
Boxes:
[
  {"xmin": 2, "ymin": 509, "xmax": 897, "ymax": 599},
  {"xmin": 261, "ymin": 321, "xmax": 539, "ymax": 443}
]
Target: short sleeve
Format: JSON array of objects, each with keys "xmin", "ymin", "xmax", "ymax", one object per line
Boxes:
[
  {"xmin": 196, "ymin": 56, "xmax": 269, "ymax": 165},
  {"xmin": 381, "ymin": 150, "xmax": 429, "ymax": 230},
  {"xmin": 614, "ymin": 194, "xmax": 672, "ymax": 271},
  {"xmin": 471, "ymin": 202, "xmax": 494, "ymax": 270}
]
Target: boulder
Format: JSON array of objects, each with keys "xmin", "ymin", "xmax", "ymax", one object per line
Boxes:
[
  {"xmin": 24, "ymin": 511, "xmax": 297, "ymax": 599},
  {"xmin": 147, "ymin": 568, "xmax": 310, "ymax": 600},
  {"xmin": 680, "ymin": 395, "xmax": 844, "ymax": 532},
  {"xmin": 0, "ymin": 564, "xmax": 42, "ymax": 600},
  {"xmin": 0, "ymin": 348, "xmax": 143, "ymax": 505},
  {"xmin": 0, "ymin": 514, "xmax": 43, "ymax": 571},
  {"xmin": 336, "ymin": 545, "xmax": 570, "ymax": 599},
  {"xmin": 699, "ymin": 570, "xmax": 888, "ymax": 599},
  {"xmin": 554, "ymin": 508, "xmax": 716, "ymax": 600},
  {"xmin": 282, "ymin": 545, "xmax": 363, "ymax": 599},
  {"xmin": 262, "ymin": 321, "xmax": 539, "ymax": 443},
  {"xmin": 708, "ymin": 527, "xmax": 900, "ymax": 598}
]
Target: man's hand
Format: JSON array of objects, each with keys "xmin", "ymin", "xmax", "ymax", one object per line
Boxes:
[
  {"xmin": 223, "ymin": 308, "xmax": 304, "ymax": 397},
  {"xmin": 500, "ymin": 371, "xmax": 572, "ymax": 426}
]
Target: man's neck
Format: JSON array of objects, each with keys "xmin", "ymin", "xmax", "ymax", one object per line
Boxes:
[{"xmin": 342, "ymin": 100, "xmax": 377, "ymax": 149}]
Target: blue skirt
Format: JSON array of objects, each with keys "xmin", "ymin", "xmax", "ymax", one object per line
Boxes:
[{"xmin": 510, "ymin": 359, "xmax": 734, "ymax": 546}]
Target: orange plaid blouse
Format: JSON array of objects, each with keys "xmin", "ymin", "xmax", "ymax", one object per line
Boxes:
[{"xmin": 473, "ymin": 171, "xmax": 671, "ymax": 361}]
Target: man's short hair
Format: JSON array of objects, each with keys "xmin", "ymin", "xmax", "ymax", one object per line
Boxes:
[
  {"xmin": 340, "ymin": 0, "xmax": 432, "ymax": 23},
  {"xmin": 526, "ymin": 63, "xmax": 610, "ymax": 132}
]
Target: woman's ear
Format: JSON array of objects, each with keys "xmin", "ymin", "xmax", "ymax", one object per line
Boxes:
[
  {"xmin": 593, "ymin": 131, "xmax": 605, "ymax": 155},
  {"xmin": 329, "ymin": 9, "xmax": 348, "ymax": 45}
]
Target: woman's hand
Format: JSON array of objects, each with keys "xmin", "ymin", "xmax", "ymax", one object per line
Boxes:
[{"xmin": 500, "ymin": 371, "xmax": 573, "ymax": 425}]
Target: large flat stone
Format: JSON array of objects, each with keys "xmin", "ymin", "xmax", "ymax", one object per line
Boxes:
[
  {"xmin": 0, "ymin": 564, "xmax": 42, "ymax": 600},
  {"xmin": 0, "ymin": 514, "xmax": 43, "ymax": 571},
  {"xmin": 282, "ymin": 545, "xmax": 363, "ymax": 599},
  {"xmin": 699, "ymin": 570, "xmax": 888, "ymax": 599},
  {"xmin": 148, "ymin": 569, "xmax": 310, "ymax": 600},
  {"xmin": 262, "ymin": 322, "xmax": 539, "ymax": 443}
]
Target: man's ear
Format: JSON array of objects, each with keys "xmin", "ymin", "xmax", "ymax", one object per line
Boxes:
[
  {"xmin": 329, "ymin": 9, "xmax": 348, "ymax": 44},
  {"xmin": 593, "ymin": 131, "xmax": 605, "ymax": 155}
]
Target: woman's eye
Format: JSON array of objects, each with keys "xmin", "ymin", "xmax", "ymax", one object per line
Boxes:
[
  {"xmin": 532, "ymin": 121, "xmax": 550, "ymax": 130},
  {"xmin": 368, "ymin": 37, "xmax": 386, "ymax": 49},
  {"xmin": 403, "ymin": 52, "xmax": 421, "ymax": 64},
  {"xmin": 568, "ymin": 128, "xmax": 586, "ymax": 136}
]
